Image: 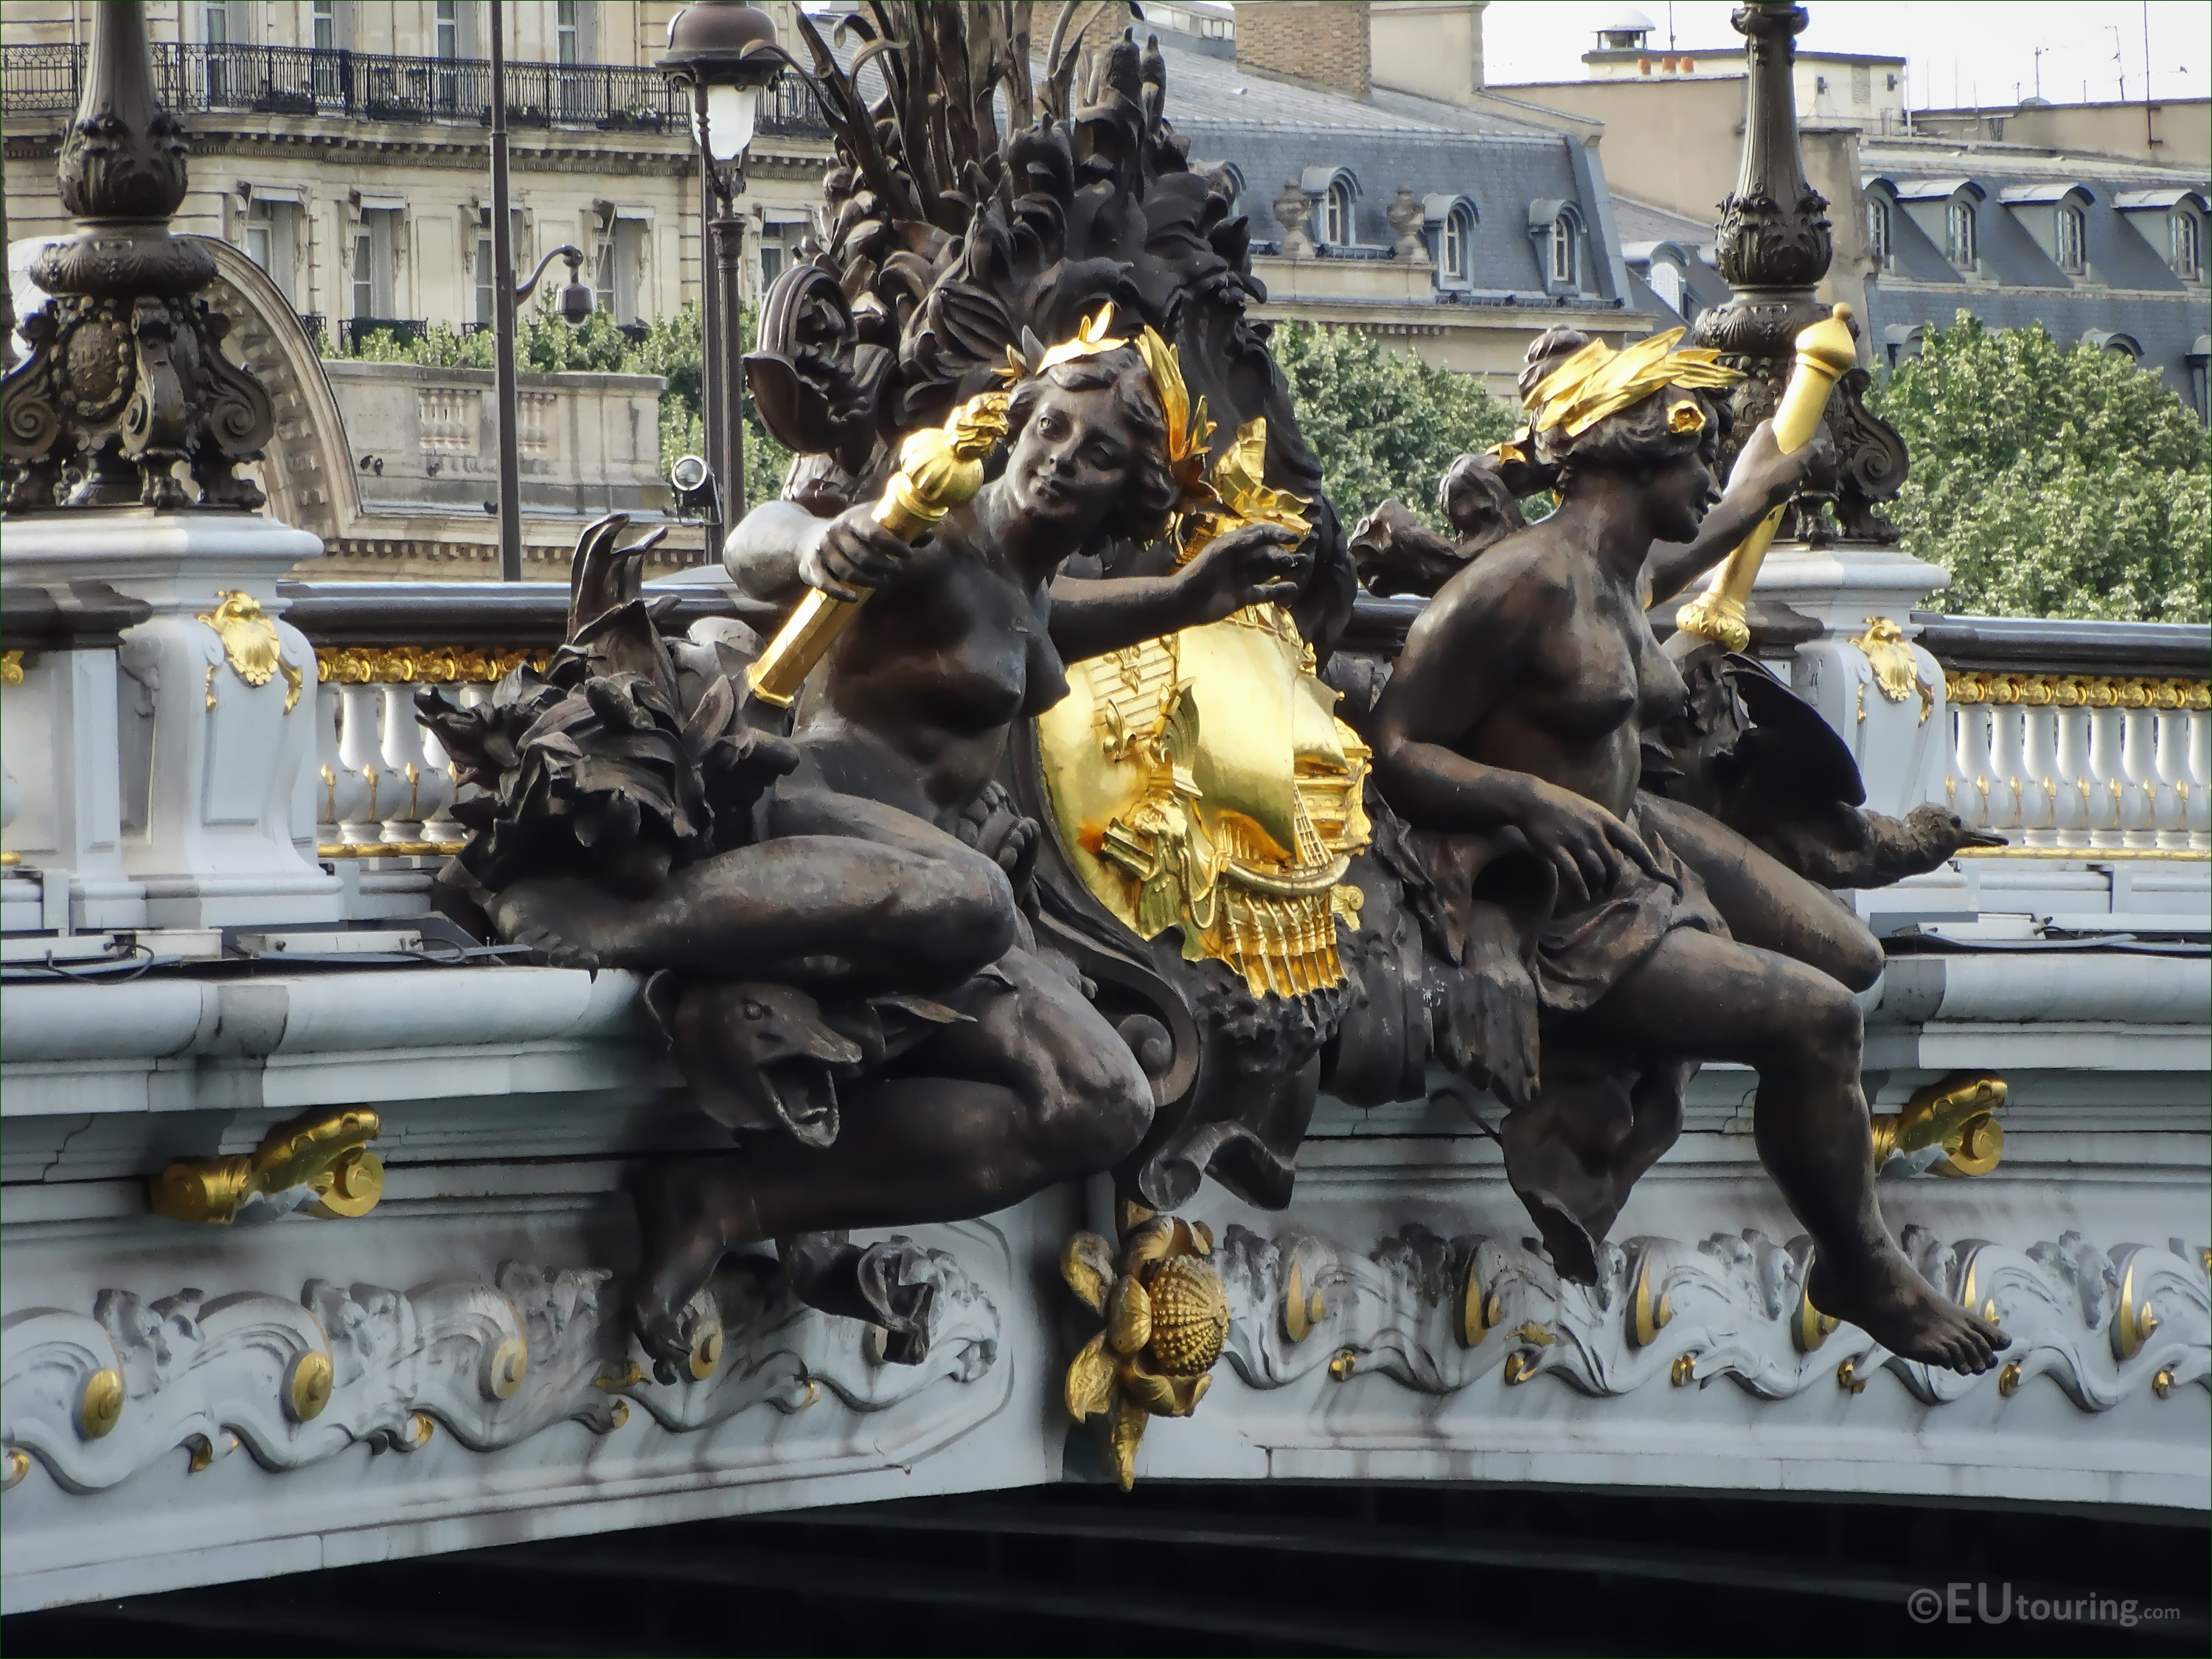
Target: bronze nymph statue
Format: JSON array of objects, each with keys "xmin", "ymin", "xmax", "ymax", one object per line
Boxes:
[
  {"xmin": 450, "ymin": 310, "xmax": 1302, "ymax": 1377},
  {"xmin": 1368, "ymin": 326, "xmax": 2006, "ymax": 1374}
]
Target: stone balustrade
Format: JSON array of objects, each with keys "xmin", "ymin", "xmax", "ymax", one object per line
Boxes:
[
  {"xmin": 1916, "ymin": 615, "xmax": 2211, "ymax": 857},
  {"xmin": 1945, "ymin": 671, "xmax": 2211, "ymax": 851},
  {"xmin": 6, "ymin": 580, "xmax": 2208, "ymax": 933}
]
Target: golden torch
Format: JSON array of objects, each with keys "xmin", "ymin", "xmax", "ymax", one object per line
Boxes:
[
  {"xmin": 745, "ymin": 391, "xmax": 1012, "ymax": 709},
  {"xmin": 1674, "ymin": 302, "xmax": 1860, "ymax": 653}
]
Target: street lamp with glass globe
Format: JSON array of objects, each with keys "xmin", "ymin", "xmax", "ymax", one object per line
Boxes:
[{"xmin": 657, "ymin": 2, "xmax": 781, "ymax": 564}]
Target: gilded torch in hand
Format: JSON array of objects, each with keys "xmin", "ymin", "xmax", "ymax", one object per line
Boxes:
[
  {"xmin": 1674, "ymin": 302, "xmax": 1860, "ymax": 653},
  {"xmin": 745, "ymin": 392, "xmax": 1012, "ymax": 709}
]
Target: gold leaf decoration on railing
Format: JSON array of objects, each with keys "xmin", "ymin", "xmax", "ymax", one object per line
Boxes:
[
  {"xmin": 1945, "ymin": 672, "xmax": 2208, "ymax": 711},
  {"xmin": 315, "ymin": 647, "xmax": 554, "ymax": 686}
]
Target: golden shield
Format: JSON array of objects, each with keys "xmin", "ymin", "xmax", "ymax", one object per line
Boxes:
[{"xmin": 1037, "ymin": 600, "xmax": 1370, "ymax": 999}]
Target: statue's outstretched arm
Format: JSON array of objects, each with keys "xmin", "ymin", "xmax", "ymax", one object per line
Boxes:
[{"xmin": 1046, "ymin": 521, "xmax": 1307, "ymax": 662}]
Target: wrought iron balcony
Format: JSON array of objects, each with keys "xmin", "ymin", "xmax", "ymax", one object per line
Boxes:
[{"xmin": 0, "ymin": 41, "xmax": 828, "ymax": 138}]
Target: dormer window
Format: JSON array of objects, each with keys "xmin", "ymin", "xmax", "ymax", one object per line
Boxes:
[
  {"xmin": 1867, "ymin": 198, "xmax": 1891, "ymax": 265},
  {"xmin": 2175, "ymin": 210, "xmax": 2204, "ymax": 281},
  {"xmin": 1947, "ymin": 199, "xmax": 1978, "ymax": 268},
  {"xmin": 2056, "ymin": 204, "xmax": 2087, "ymax": 274},
  {"xmin": 1324, "ymin": 181, "xmax": 1354, "ymax": 247},
  {"xmin": 1551, "ymin": 214, "xmax": 1578, "ymax": 286},
  {"xmin": 1443, "ymin": 206, "xmax": 1470, "ymax": 281}
]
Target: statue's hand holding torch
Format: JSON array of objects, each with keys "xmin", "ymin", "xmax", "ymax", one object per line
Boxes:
[
  {"xmin": 1674, "ymin": 302, "xmax": 1860, "ymax": 653},
  {"xmin": 745, "ymin": 391, "xmax": 1012, "ymax": 709}
]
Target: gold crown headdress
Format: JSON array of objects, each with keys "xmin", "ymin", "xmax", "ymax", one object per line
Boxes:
[
  {"xmin": 1522, "ymin": 327, "xmax": 1742, "ymax": 440},
  {"xmin": 1001, "ymin": 304, "xmax": 1217, "ymax": 516}
]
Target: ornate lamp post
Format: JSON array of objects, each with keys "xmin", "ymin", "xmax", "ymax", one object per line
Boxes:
[
  {"xmin": 657, "ymin": 2, "xmax": 781, "ymax": 562},
  {"xmin": 490, "ymin": 2, "xmax": 594, "ymax": 581},
  {"xmin": 1690, "ymin": 1, "xmax": 1906, "ymax": 540}
]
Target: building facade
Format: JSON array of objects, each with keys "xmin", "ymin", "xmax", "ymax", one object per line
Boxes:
[
  {"xmin": 1861, "ymin": 137, "xmax": 2211, "ymax": 416},
  {"xmin": 2, "ymin": 1, "xmax": 835, "ymax": 344}
]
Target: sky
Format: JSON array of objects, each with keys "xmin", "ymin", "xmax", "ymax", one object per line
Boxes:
[{"xmin": 1481, "ymin": 1, "xmax": 2212, "ymax": 108}]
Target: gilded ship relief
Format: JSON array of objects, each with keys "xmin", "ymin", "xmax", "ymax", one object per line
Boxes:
[{"xmin": 1039, "ymin": 420, "xmax": 1371, "ymax": 1000}]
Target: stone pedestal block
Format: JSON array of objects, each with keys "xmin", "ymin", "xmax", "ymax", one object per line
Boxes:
[
  {"xmin": 1754, "ymin": 540, "xmax": 1954, "ymax": 820},
  {"xmin": 1, "ymin": 512, "xmax": 341, "ymax": 928}
]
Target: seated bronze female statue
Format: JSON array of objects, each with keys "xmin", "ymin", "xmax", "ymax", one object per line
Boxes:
[
  {"xmin": 485, "ymin": 315, "xmax": 1306, "ymax": 1372},
  {"xmin": 1368, "ymin": 326, "xmax": 2006, "ymax": 1375}
]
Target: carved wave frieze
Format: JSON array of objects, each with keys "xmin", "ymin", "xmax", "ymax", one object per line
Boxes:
[
  {"xmin": 1, "ymin": 1247, "xmax": 999, "ymax": 1496},
  {"xmin": 1217, "ymin": 1223, "xmax": 2211, "ymax": 1408}
]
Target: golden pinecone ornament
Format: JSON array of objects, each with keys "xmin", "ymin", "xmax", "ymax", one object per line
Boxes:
[{"xmin": 1060, "ymin": 1210, "xmax": 1229, "ymax": 1489}]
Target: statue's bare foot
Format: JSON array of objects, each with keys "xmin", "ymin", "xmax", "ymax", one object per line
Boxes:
[
  {"xmin": 628, "ymin": 1158, "xmax": 742, "ymax": 1382},
  {"xmin": 487, "ymin": 876, "xmax": 632, "ymax": 970},
  {"xmin": 1809, "ymin": 1240, "xmax": 2008, "ymax": 1374}
]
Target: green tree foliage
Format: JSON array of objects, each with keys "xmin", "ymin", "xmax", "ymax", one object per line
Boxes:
[
  {"xmin": 1270, "ymin": 321, "xmax": 1527, "ymax": 529},
  {"xmin": 335, "ymin": 299, "xmax": 791, "ymax": 513},
  {"xmin": 1867, "ymin": 313, "xmax": 2210, "ymax": 622}
]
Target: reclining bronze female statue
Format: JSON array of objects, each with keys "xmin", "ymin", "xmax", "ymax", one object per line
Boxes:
[
  {"xmin": 442, "ymin": 316, "xmax": 1304, "ymax": 1377},
  {"xmin": 1366, "ymin": 325, "xmax": 2006, "ymax": 1374}
]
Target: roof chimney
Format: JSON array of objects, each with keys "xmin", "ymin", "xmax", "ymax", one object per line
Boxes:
[
  {"xmin": 1369, "ymin": 1, "xmax": 1489, "ymax": 107},
  {"xmin": 1234, "ymin": 1, "xmax": 1371, "ymax": 101}
]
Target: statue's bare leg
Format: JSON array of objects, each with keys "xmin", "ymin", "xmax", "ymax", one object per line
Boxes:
[
  {"xmin": 1579, "ymin": 927, "xmax": 2004, "ymax": 1374},
  {"xmin": 1639, "ymin": 794, "xmax": 1884, "ymax": 992},
  {"xmin": 629, "ymin": 944, "xmax": 1152, "ymax": 1369}
]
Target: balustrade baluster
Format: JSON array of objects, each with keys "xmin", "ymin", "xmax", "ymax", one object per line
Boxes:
[
  {"xmin": 2048, "ymin": 682, "xmax": 2094, "ymax": 846},
  {"xmin": 2084, "ymin": 683, "xmax": 2142, "ymax": 848},
  {"xmin": 2185, "ymin": 692, "xmax": 2212, "ymax": 846},
  {"xmin": 2118, "ymin": 681, "xmax": 2170, "ymax": 849},
  {"xmin": 2011, "ymin": 684, "xmax": 2056, "ymax": 843},
  {"xmin": 1980, "ymin": 676, "xmax": 2023, "ymax": 834},
  {"xmin": 1950, "ymin": 686, "xmax": 1994, "ymax": 833},
  {"xmin": 312, "ymin": 681, "xmax": 370, "ymax": 857},
  {"xmin": 335, "ymin": 682, "xmax": 405, "ymax": 849},
  {"xmin": 2147, "ymin": 682, "xmax": 2192, "ymax": 849},
  {"xmin": 377, "ymin": 678, "xmax": 453, "ymax": 851}
]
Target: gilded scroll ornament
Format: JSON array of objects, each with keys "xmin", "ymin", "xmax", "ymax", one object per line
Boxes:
[
  {"xmin": 1868, "ymin": 1071, "xmax": 2007, "ymax": 1178},
  {"xmin": 195, "ymin": 591, "xmax": 305, "ymax": 711},
  {"xmin": 147, "ymin": 1105, "xmax": 385, "ymax": 1225},
  {"xmin": 1062, "ymin": 1210, "xmax": 1229, "ymax": 1490},
  {"xmin": 1, "ymin": 650, "xmax": 22, "ymax": 687},
  {"xmin": 0, "ymin": 1249, "xmax": 1003, "ymax": 1495},
  {"xmin": 1216, "ymin": 1223, "xmax": 2208, "ymax": 1411}
]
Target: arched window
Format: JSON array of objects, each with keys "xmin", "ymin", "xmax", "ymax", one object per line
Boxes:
[
  {"xmin": 2056, "ymin": 204, "xmax": 2087, "ymax": 273},
  {"xmin": 1646, "ymin": 260, "xmax": 1683, "ymax": 316},
  {"xmin": 1324, "ymin": 181, "xmax": 1354, "ymax": 247},
  {"xmin": 1551, "ymin": 212, "xmax": 1578, "ymax": 286},
  {"xmin": 1866, "ymin": 198, "xmax": 1891, "ymax": 265},
  {"xmin": 1443, "ymin": 205, "xmax": 1472, "ymax": 281},
  {"xmin": 1946, "ymin": 198, "xmax": 1978, "ymax": 268},
  {"xmin": 2174, "ymin": 210, "xmax": 2204, "ymax": 281}
]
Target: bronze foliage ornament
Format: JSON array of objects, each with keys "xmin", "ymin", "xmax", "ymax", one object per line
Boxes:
[{"xmin": 1, "ymin": 1, "xmax": 276, "ymax": 515}]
